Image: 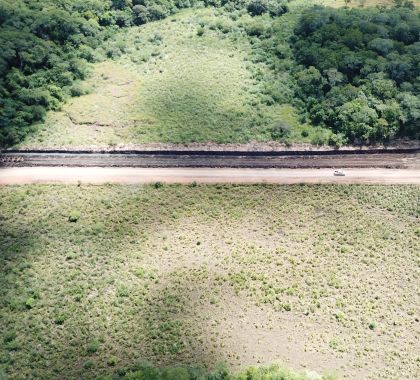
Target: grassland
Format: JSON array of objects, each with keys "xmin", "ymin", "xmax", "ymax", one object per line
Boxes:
[{"xmin": 0, "ymin": 184, "xmax": 418, "ymax": 379}]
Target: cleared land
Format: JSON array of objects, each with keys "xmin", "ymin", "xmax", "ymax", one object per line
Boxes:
[{"xmin": 0, "ymin": 184, "xmax": 419, "ymax": 379}]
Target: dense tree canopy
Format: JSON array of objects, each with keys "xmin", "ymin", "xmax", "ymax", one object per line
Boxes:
[{"xmin": 291, "ymin": 3, "xmax": 419, "ymax": 144}]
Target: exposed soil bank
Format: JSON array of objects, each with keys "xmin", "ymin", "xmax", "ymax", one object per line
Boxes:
[{"xmin": 0, "ymin": 151, "xmax": 419, "ymax": 169}]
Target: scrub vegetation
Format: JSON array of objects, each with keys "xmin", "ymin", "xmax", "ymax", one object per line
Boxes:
[
  {"xmin": 2, "ymin": 0, "xmax": 419, "ymax": 148},
  {"xmin": 0, "ymin": 184, "xmax": 418, "ymax": 379}
]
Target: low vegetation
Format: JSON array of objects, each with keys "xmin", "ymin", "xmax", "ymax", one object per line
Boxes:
[{"xmin": 0, "ymin": 184, "xmax": 418, "ymax": 379}]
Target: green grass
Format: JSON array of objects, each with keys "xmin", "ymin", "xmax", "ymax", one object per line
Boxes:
[{"xmin": 0, "ymin": 184, "xmax": 418, "ymax": 379}]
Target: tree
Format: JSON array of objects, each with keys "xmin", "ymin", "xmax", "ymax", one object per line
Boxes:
[
  {"xmin": 296, "ymin": 66, "xmax": 326, "ymax": 98},
  {"xmin": 368, "ymin": 38, "xmax": 394, "ymax": 56},
  {"xmin": 336, "ymin": 96, "xmax": 379, "ymax": 143},
  {"xmin": 133, "ymin": 4, "xmax": 150, "ymax": 24}
]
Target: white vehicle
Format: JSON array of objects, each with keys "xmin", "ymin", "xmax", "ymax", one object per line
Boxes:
[{"xmin": 334, "ymin": 169, "xmax": 346, "ymax": 176}]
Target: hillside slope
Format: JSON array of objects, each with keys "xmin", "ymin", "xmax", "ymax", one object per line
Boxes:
[{"xmin": 19, "ymin": 7, "xmax": 311, "ymax": 148}]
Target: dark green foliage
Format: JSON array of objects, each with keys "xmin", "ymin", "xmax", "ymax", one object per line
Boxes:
[
  {"xmin": 104, "ymin": 362, "xmax": 335, "ymax": 380},
  {"xmin": 291, "ymin": 4, "xmax": 420, "ymax": 144},
  {"xmin": 0, "ymin": 0, "xmax": 102, "ymax": 146},
  {"xmin": 54, "ymin": 313, "xmax": 67, "ymax": 325},
  {"xmin": 247, "ymin": 0, "xmax": 288, "ymax": 17},
  {"xmin": 0, "ymin": 0, "xmax": 200, "ymax": 147},
  {"xmin": 86, "ymin": 340, "xmax": 100, "ymax": 354}
]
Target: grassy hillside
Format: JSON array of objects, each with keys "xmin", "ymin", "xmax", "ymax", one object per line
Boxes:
[
  {"xmin": 0, "ymin": 184, "xmax": 418, "ymax": 379},
  {"xmin": 20, "ymin": 7, "xmax": 312, "ymax": 148}
]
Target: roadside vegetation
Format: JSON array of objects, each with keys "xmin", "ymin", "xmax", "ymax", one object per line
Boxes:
[
  {"xmin": 0, "ymin": 184, "xmax": 418, "ymax": 379},
  {"xmin": 1, "ymin": 0, "xmax": 419, "ymax": 148}
]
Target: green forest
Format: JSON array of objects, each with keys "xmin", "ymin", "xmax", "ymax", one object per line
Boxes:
[
  {"xmin": 0, "ymin": 0, "xmax": 418, "ymax": 146},
  {"xmin": 292, "ymin": 3, "xmax": 420, "ymax": 144}
]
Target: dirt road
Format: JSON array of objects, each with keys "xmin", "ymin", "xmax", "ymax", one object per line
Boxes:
[{"xmin": 1, "ymin": 167, "xmax": 419, "ymax": 185}]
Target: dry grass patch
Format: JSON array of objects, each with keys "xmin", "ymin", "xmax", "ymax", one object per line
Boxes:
[{"xmin": 0, "ymin": 184, "xmax": 418, "ymax": 379}]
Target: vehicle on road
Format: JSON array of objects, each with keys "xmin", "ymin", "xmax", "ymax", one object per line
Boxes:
[{"xmin": 334, "ymin": 169, "xmax": 346, "ymax": 176}]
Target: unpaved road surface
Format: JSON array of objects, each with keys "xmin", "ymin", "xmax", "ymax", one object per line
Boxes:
[
  {"xmin": 1, "ymin": 167, "xmax": 419, "ymax": 185},
  {"xmin": 0, "ymin": 150, "xmax": 419, "ymax": 169}
]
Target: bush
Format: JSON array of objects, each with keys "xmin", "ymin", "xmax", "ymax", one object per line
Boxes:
[
  {"xmin": 3, "ymin": 331, "xmax": 16, "ymax": 343},
  {"xmin": 133, "ymin": 5, "xmax": 150, "ymax": 25},
  {"xmin": 107, "ymin": 356, "xmax": 118, "ymax": 366},
  {"xmin": 68, "ymin": 210, "xmax": 81, "ymax": 223},
  {"xmin": 310, "ymin": 132, "xmax": 328, "ymax": 146},
  {"xmin": 243, "ymin": 20, "xmax": 268, "ymax": 36},
  {"xmin": 161, "ymin": 367, "xmax": 190, "ymax": 380},
  {"xmin": 86, "ymin": 340, "xmax": 100, "ymax": 354},
  {"xmin": 25, "ymin": 297, "xmax": 36, "ymax": 309},
  {"xmin": 269, "ymin": 122, "xmax": 291, "ymax": 140},
  {"xmin": 54, "ymin": 313, "xmax": 67, "ymax": 325},
  {"xmin": 70, "ymin": 82, "xmax": 91, "ymax": 97},
  {"xmin": 247, "ymin": 0, "xmax": 288, "ymax": 17}
]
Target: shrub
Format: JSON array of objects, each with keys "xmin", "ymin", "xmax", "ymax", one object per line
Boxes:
[
  {"xmin": 107, "ymin": 356, "xmax": 118, "ymax": 366},
  {"xmin": 243, "ymin": 20, "xmax": 268, "ymax": 36},
  {"xmin": 311, "ymin": 132, "xmax": 328, "ymax": 146},
  {"xmin": 149, "ymin": 33, "xmax": 163, "ymax": 44},
  {"xmin": 247, "ymin": 0, "xmax": 288, "ymax": 17},
  {"xmin": 134, "ymin": 268, "xmax": 146, "ymax": 278},
  {"xmin": 54, "ymin": 314, "xmax": 67, "ymax": 325},
  {"xmin": 70, "ymin": 82, "xmax": 91, "ymax": 97},
  {"xmin": 161, "ymin": 367, "xmax": 190, "ymax": 380},
  {"xmin": 328, "ymin": 133, "xmax": 346, "ymax": 147},
  {"xmin": 368, "ymin": 321, "xmax": 377, "ymax": 330},
  {"xmin": 86, "ymin": 340, "xmax": 100, "ymax": 354},
  {"xmin": 3, "ymin": 331, "xmax": 16, "ymax": 343},
  {"xmin": 269, "ymin": 122, "xmax": 291, "ymax": 140},
  {"xmin": 25, "ymin": 297, "xmax": 36, "ymax": 309},
  {"xmin": 84, "ymin": 360, "xmax": 94, "ymax": 369},
  {"xmin": 117, "ymin": 285, "xmax": 129, "ymax": 297},
  {"xmin": 133, "ymin": 5, "xmax": 150, "ymax": 25},
  {"xmin": 68, "ymin": 210, "xmax": 81, "ymax": 223},
  {"xmin": 197, "ymin": 27, "xmax": 205, "ymax": 36}
]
